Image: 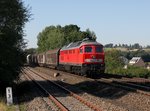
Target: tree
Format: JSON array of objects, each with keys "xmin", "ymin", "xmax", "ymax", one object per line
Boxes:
[
  {"xmin": 105, "ymin": 50, "xmax": 124, "ymax": 74},
  {"xmin": 24, "ymin": 48, "xmax": 36, "ymax": 55},
  {"xmin": 132, "ymin": 43, "xmax": 142, "ymax": 49},
  {"xmin": 37, "ymin": 24, "xmax": 93, "ymax": 52},
  {"xmin": 62, "ymin": 24, "xmax": 82, "ymax": 44},
  {"xmin": 0, "ymin": 0, "xmax": 30, "ymax": 82},
  {"xmin": 146, "ymin": 45, "xmax": 150, "ymax": 48},
  {"xmin": 104, "ymin": 43, "xmax": 113, "ymax": 48},
  {"xmin": 85, "ymin": 28, "xmax": 97, "ymax": 41},
  {"xmin": 37, "ymin": 25, "xmax": 66, "ymax": 52}
]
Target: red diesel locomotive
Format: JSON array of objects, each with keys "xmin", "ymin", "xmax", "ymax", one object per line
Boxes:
[
  {"xmin": 59, "ymin": 40, "xmax": 105, "ymax": 75},
  {"xmin": 27, "ymin": 39, "xmax": 105, "ymax": 76}
]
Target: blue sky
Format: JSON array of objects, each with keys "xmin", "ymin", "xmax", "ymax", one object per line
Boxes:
[{"xmin": 23, "ymin": 0, "xmax": 150, "ymax": 48}]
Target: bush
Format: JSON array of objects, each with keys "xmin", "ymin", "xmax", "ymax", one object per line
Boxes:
[
  {"xmin": 105, "ymin": 50, "xmax": 150, "ymax": 78},
  {"xmin": 123, "ymin": 66, "xmax": 150, "ymax": 78}
]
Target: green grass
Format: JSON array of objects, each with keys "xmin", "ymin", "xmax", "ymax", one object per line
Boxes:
[
  {"xmin": 18, "ymin": 103, "xmax": 26, "ymax": 111},
  {"xmin": 0, "ymin": 101, "xmax": 7, "ymax": 111},
  {"xmin": 0, "ymin": 98, "xmax": 16, "ymax": 111}
]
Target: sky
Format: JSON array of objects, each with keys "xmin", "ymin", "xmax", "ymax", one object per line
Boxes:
[{"xmin": 23, "ymin": 0, "xmax": 150, "ymax": 48}]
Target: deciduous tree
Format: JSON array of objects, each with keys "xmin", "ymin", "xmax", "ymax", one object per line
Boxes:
[
  {"xmin": 0, "ymin": 0, "xmax": 30, "ymax": 82},
  {"xmin": 37, "ymin": 24, "xmax": 95, "ymax": 52}
]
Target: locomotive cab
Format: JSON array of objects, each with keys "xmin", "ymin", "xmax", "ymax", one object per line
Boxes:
[
  {"xmin": 80, "ymin": 44, "xmax": 105, "ymax": 74},
  {"xmin": 81, "ymin": 45, "xmax": 104, "ymax": 63}
]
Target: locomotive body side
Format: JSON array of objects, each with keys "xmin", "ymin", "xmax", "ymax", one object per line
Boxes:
[{"xmin": 59, "ymin": 41, "xmax": 105, "ymax": 75}]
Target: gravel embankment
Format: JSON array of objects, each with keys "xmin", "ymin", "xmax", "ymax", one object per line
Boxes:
[
  {"xmin": 32, "ymin": 67, "xmax": 150, "ymax": 111},
  {"xmin": 17, "ymin": 72, "xmax": 58, "ymax": 111}
]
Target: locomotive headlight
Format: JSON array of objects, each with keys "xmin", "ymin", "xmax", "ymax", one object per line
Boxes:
[
  {"xmin": 85, "ymin": 59, "xmax": 103, "ymax": 62},
  {"xmin": 85, "ymin": 59, "xmax": 90, "ymax": 62},
  {"xmin": 97, "ymin": 59, "xmax": 103, "ymax": 62}
]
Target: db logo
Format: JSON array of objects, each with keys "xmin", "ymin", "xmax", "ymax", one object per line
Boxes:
[{"xmin": 92, "ymin": 55, "xmax": 96, "ymax": 59}]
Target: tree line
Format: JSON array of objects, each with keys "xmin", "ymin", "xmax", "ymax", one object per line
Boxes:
[
  {"xmin": 120, "ymin": 50, "xmax": 150, "ymax": 62},
  {"xmin": 37, "ymin": 25, "xmax": 96, "ymax": 52},
  {"xmin": 105, "ymin": 43, "xmax": 150, "ymax": 49}
]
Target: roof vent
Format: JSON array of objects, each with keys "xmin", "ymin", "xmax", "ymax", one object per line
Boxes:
[{"xmin": 67, "ymin": 42, "xmax": 73, "ymax": 47}]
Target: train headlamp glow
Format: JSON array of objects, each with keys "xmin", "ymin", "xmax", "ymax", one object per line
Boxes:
[{"xmin": 85, "ymin": 59, "xmax": 103, "ymax": 62}]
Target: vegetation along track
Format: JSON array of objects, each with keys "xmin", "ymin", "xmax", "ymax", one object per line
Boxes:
[{"xmin": 23, "ymin": 67, "xmax": 102, "ymax": 111}]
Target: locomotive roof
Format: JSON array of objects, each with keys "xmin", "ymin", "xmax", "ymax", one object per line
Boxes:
[{"xmin": 61, "ymin": 40, "xmax": 102, "ymax": 51}]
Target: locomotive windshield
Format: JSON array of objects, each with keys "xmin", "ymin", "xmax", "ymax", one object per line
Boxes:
[
  {"xmin": 85, "ymin": 47, "xmax": 92, "ymax": 53},
  {"xmin": 96, "ymin": 46, "xmax": 103, "ymax": 53}
]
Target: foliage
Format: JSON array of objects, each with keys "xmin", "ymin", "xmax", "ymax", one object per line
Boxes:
[
  {"xmin": 0, "ymin": 99, "xmax": 16, "ymax": 111},
  {"xmin": 114, "ymin": 65, "xmax": 150, "ymax": 78},
  {"xmin": 105, "ymin": 50, "xmax": 150, "ymax": 78},
  {"xmin": 37, "ymin": 24, "xmax": 96, "ymax": 52},
  {"xmin": 105, "ymin": 43, "xmax": 143, "ymax": 49},
  {"xmin": 85, "ymin": 28, "xmax": 97, "ymax": 41},
  {"xmin": 0, "ymin": 100, "xmax": 6, "ymax": 111},
  {"xmin": 24, "ymin": 48, "xmax": 37, "ymax": 55},
  {"xmin": 104, "ymin": 43, "xmax": 113, "ymax": 48},
  {"xmin": 120, "ymin": 49, "xmax": 150, "ymax": 61},
  {"xmin": 0, "ymin": 0, "xmax": 30, "ymax": 82},
  {"xmin": 105, "ymin": 50, "xmax": 124, "ymax": 74}
]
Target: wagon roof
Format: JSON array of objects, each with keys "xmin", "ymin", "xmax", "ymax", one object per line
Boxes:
[
  {"xmin": 38, "ymin": 52, "xmax": 45, "ymax": 55},
  {"xmin": 46, "ymin": 48, "xmax": 60, "ymax": 53}
]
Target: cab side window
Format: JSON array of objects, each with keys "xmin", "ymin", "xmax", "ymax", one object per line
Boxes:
[{"xmin": 80, "ymin": 48, "xmax": 83, "ymax": 53}]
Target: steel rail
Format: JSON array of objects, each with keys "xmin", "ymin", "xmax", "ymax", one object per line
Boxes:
[
  {"xmin": 23, "ymin": 69, "xmax": 69, "ymax": 111},
  {"xmin": 27, "ymin": 67, "xmax": 102, "ymax": 111},
  {"xmin": 98, "ymin": 78, "xmax": 150, "ymax": 96}
]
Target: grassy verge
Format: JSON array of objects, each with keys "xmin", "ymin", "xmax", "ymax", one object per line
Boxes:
[
  {"xmin": 105, "ymin": 66, "xmax": 150, "ymax": 78},
  {"xmin": 0, "ymin": 98, "xmax": 16, "ymax": 111},
  {"xmin": 18, "ymin": 103, "xmax": 26, "ymax": 111},
  {"xmin": 0, "ymin": 101, "xmax": 7, "ymax": 111}
]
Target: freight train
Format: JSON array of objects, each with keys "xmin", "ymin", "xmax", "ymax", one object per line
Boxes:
[{"xmin": 27, "ymin": 39, "xmax": 105, "ymax": 76}]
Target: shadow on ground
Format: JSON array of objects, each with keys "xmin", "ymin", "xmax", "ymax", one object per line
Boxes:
[{"xmin": 13, "ymin": 78, "xmax": 150, "ymax": 105}]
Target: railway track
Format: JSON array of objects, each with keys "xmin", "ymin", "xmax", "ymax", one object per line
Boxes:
[
  {"xmin": 33, "ymin": 66, "xmax": 150, "ymax": 96},
  {"xmin": 22, "ymin": 73, "xmax": 58, "ymax": 111},
  {"xmin": 121, "ymin": 77, "xmax": 150, "ymax": 87},
  {"xmin": 26, "ymin": 66, "xmax": 150, "ymax": 111},
  {"xmin": 23, "ymin": 67, "xmax": 102, "ymax": 111},
  {"xmin": 96, "ymin": 78, "xmax": 150, "ymax": 96},
  {"xmin": 109, "ymin": 78, "xmax": 150, "ymax": 91},
  {"xmin": 95, "ymin": 74, "xmax": 150, "ymax": 96}
]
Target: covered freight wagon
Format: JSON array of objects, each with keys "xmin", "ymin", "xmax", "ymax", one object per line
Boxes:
[{"xmin": 45, "ymin": 49, "xmax": 60, "ymax": 68}]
